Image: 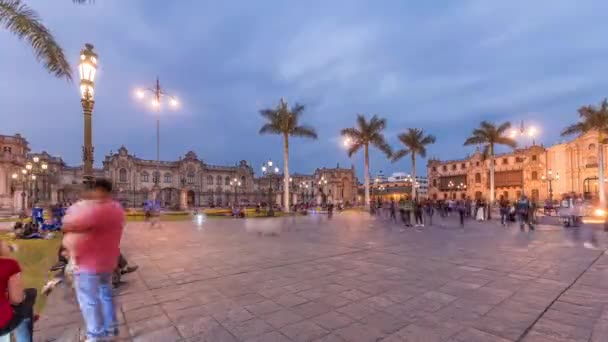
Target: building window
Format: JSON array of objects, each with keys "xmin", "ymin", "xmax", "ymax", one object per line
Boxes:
[
  {"xmin": 461, "ymin": 163, "xmax": 465, "ymax": 169},
  {"xmin": 503, "ymin": 191, "xmax": 508, "ymax": 199},
  {"xmin": 164, "ymin": 173, "xmax": 172, "ymax": 183},
  {"xmin": 502, "ymin": 158, "xmax": 508, "ymax": 165},
  {"xmin": 451, "ymin": 164, "xmax": 456, "ymax": 171},
  {"xmin": 207, "ymin": 175, "xmax": 213, "ymax": 185},
  {"xmin": 188, "ymin": 173, "xmax": 195, "ymax": 184},
  {"xmin": 432, "ymin": 179, "xmax": 437, "ymax": 187},
  {"xmin": 241, "ymin": 176, "xmax": 246, "ymax": 187},
  {"xmin": 475, "ymin": 173, "xmax": 481, "ymax": 183},
  {"xmin": 516, "ymin": 191, "xmax": 522, "ymax": 198},
  {"xmin": 119, "ymin": 168, "xmax": 127, "ymax": 183},
  {"xmin": 2, "ymin": 146, "xmax": 11, "ymax": 154},
  {"xmin": 152, "ymin": 171, "xmax": 160, "ymax": 184},
  {"xmin": 476, "ymin": 161, "xmax": 480, "ymax": 166},
  {"xmin": 216, "ymin": 175, "xmax": 222, "ymax": 185},
  {"xmin": 432, "ymin": 167, "xmax": 437, "ymax": 172},
  {"xmin": 515, "ymin": 157, "xmax": 524, "ymax": 163},
  {"xmin": 225, "ymin": 176, "xmax": 230, "ymax": 186},
  {"xmin": 442, "ymin": 165, "xmax": 447, "ymax": 171},
  {"xmin": 531, "ymin": 171, "xmax": 538, "ymax": 180},
  {"xmin": 531, "ymin": 189, "xmax": 539, "ymax": 201},
  {"xmin": 141, "ymin": 172, "xmax": 149, "ymax": 182},
  {"xmin": 589, "ymin": 144, "xmax": 596, "ymax": 150},
  {"xmin": 532, "ymin": 155, "xmax": 537, "ymax": 161}
]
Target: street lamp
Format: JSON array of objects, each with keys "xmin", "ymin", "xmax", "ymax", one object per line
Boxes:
[
  {"xmin": 509, "ymin": 120, "xmax": 537, "ymax": 146},
  {"xmin": 79, "ymin": 43, "xmax": 98, "ymax": 187},
  {"xmin": 261, "ymin": 159, "xmax": 280, "ymax": 213},
  {"xmin": 230, "ymin": 178, "xmax": 241, "ymax": 205},
  {"xmin": 134, "ymin": 77, "xmax": 179, "ymax": 200},
  {"xmin": 541, "ymin": 169, "xmax": 560, "ymax": 201},
  {"xmin": 11, "ymin": 170, "xmax": 28, "ymax": 215},
  {"xmin": 23, "ymin": 156, "xmax": 48, "ymax": 206}
]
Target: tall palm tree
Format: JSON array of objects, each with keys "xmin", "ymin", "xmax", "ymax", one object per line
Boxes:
[
  {"xmin": 259, "ymin": 98, "xmax": 317, "ymax": 212},
  {"xmin": 341, "ymin": 114, "xmax": 392, "ymax": 207},
  {"xmin": 562, "ymin": 99, "xmax": 608, "ymax": 204},
  {"xmin": 464, "ymin": 121, "xmax": 516, "ymax": 203},
  {"xmin": 1, "ymin": 0, "xmax": 74, "ymax": 80},
  {"xmin": 392, "ymin": 128, "xmax": 436, "ymax": 201}
]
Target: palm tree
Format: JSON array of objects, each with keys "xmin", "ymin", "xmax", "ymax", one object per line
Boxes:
[
  {"xmin": 341, "ymin": 114, "xmax": 392, "ymax": 207},
  {"xmin": 259, "ymin": 98, "xmax": 318, "ymax": 212},
  {"xmin": 562, "ymin": 99, "xmax": 608, "ymax": 204},
  {"xmin": 464, "ymin": 121, "xmax": 516, "ymax": 203},
  {"xmin": 392, "ymin": 128, "xmax": 436, "ymax": 201}
]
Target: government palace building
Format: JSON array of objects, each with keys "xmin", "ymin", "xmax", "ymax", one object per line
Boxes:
[
  {"xmin": 0, "ymin": 134, "xmax": 358, "ymax": 214},
  {"xmin": 427, "ymin": 131, "xmax": 606, "ymax": 203}
]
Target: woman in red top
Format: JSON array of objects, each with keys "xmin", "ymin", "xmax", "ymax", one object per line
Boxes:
[{"xmin": 0, "ymin": 241, "xmax": 36, "ymax": 342}]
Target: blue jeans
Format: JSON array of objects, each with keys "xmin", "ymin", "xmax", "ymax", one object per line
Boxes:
[{"xmin": 74, "ymin": 272, "xmax": 118, "ymax": 341}]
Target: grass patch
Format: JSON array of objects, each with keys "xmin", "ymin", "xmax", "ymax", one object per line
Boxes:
[{"xmin": 0, "ymin": 234, "xmax": 61, "ymax": 314}]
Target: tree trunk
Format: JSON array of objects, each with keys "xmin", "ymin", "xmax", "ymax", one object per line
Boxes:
[
  {"xmin": 411, "ymin": 154, "xmax": 416, "ymax": 201},
  {"xmin": 364, "ymin": 143, "xmax": 370, "ymax": 208},
  {"xmin": 489, "ymin": 143, "xmax": 495, "ymax": 203},
  {"xmin": 599, "ymin": 135, "xmax": 605, "ymax": 205},
  {"xmin": 283, "ymin": 133, "xmax": 290, "ymax": 212}
]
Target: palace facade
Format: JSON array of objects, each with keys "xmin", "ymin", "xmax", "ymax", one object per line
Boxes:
[
  {"xmin": 0, "ymin": 134, "xmax": 358, "ymax": 214},
  {"xmin": 427, "ymin": 131, "xmax": 607, "ymax": 202}
]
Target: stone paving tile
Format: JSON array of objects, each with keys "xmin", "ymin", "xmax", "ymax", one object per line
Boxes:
[
  {"xmin": 448, "ymin": 327, "xmax": 513, "ymax": 342},
  {"xmin": 281, "ymin": 320, "xmax": 329, "ymax": 342},
  {"xmin": 127, "ymin": 314, "xmax": 174, "ymax": 339},
  {"xmin": 225, "ymin": 318, "xmax": 274, "ymax": 340},
  {"xmin": 292, "ymin": 300, "xmax": 334, "ymax": 319},
  {"xmin": 334, "ymin": 322, "xmax": 385, "ymax": 342},
  {"xmin": 131, "ymin": 326, "xmax": 181, "ymax": 342},
  {"xmin": 263, "ymin": 309, "xmax": 305, "ymax": 329},
  {"xmin": 244, "ymin": 331, "xmax": 292, "ymax": 342}
]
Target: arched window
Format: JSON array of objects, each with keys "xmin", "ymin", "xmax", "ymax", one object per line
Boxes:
[
  {"xmin": 119, "ymin": 168, "xmax": 127, "ymax": 183},
  {"xmin": 207, "ymin": 175, "xmax": 213, "ymax": 185},
  {"xmin": 3, "ymin": 146, "xmax": 11, "ymax": 154},
  {"xmin": 502, "ymin": 158, "xmax": 508, "ymax": 165},
  {"xmin": 152, "ymin": 171, "xmax": 160, "ymax": 184},
  {"xmin": 187, "ymin": 173, "xmax": 195, "ymax": 184},
  {"xmin": 432, "ymin": 179, "xmax": 437, "ymax": 187},
  {"xmin": 141, "ymin": 172, "xmax": 149, "ymax": 182},
  {"xmin": 225, "ymin": 176, "xmax": 230, "ymax": 186},
  {"xmin": 241, "ymin": 176, "xmax": 246, "ymax": 187},
  {"xmin": 589, "ymin": 143, "xmax": 596, "ymax": 150},
  {"xmin": 216, "ymin": 175, "xmax": 222, "ymax": 185},
  {"xmin": 531, "ymin": 171, "xmax": 538, "ymax": 180},
  {"xmin": 475, "ymin": 173, "xmax": 481, "ymax": 183},
  {"xmin": 164, "ymin": 173, "xmax": 172, "ymax": 183}
]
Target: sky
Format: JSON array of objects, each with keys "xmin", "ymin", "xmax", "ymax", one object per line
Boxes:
[{"xmin": 2, "ymin": 0, "xmax": 608, "ymax": 179}]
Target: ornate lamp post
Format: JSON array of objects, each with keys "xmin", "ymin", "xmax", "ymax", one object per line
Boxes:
[
  {"xmin": 230, "ymin": 178, "xmax": 241, "ymax": 205},
  {"xmin": 25, "ymin": 156, "xmax": 48, "ymax": 206},
  {"xmin": 509, "ymin": 120, "xmax": 538, "ymax": 147},
  {"xmin": 135, "ymin": 78, "xmax": 179, "ymax": 200},
  {"xmin": 79, "ymin": 44, "xmax": 98, "ymax": 187},
  {"xmin": 11, "ymin": 169, "xmax": 29, "ymax": 215},
  {"xmin": 541, "ymin": 169, "xmax": 559, "ymax": 201},
  {"xmin": 261, "ymin": 159, "xmax": 280, "ymax": 214}
]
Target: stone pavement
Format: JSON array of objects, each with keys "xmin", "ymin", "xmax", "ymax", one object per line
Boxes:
[{"xmin": 35, "ymin": 212, "xmax": 608, "ymax": 341}]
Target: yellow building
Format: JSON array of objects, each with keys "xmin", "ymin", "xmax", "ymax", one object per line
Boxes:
[{"xmin": 427, "ymin": 131, "xmax": 607, "ymax": 202}]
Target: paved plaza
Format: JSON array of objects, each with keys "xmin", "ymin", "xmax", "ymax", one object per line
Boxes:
[{"xmin": 36, "ymin": 212, "xmax": 608, "ymax": 342}]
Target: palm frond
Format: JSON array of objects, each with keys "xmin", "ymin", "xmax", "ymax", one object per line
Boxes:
[
  {"xmin": 347, "ymin": 142, "xmax": 363, "ymax": 158},
  {"xmin": 464, "ymin": 136, "xmax": 487, "ymax": 146},
  {"xmin": 496, "ymin": 121, "xmax": 512, "ymax": 135},
  {"xmin": 259, "ymin": 123, "xmax": 282, "ymax": 135},
  {"xmin": 259, "ymin": 108, "xmax": 277, "ymax": 122},
  {"xmin": 561, "ymin": 122, "xmax": 587, "ymax": 136},
  {"xmin": 1, "ymin": 0, "xmax": 71, "ymax": 80},
  {"xmin": 391, "ymin": 149, "xmax": 409, "ymax": 162},
  {"xmin": 495, "ymin": 136, "xmax": 517, "ymax": 149},
  {"xmin": 340, "ymin": 128, "xmax": 361, "ymax": 140},
  {"xmin": 291, "ymin": 125, "xmax": 318, "ymax": 139},
  {"xmin": 370, "ymin": 135, "xmax": 392, "ymax": 158}
]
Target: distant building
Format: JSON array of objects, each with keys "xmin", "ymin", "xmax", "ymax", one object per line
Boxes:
[
  {"xmin": 427, "ymin": 131, "xmax": 607, "ymax": 202},
  {"xmin": 358, "ymin": 171, "xmax": 428, "ymax": 202}
]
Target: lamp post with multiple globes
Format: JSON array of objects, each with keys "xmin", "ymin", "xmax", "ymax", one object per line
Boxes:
[
  {"xmin": 541, "ymin": 169, "xmax": 560, "ymax": 201},
  {"xmin": 11, "ymin": 169, "xmax": 30, "ymax": 215},
  {"xmin": 135, "ymin": 78, "xmax": 179, "ymax": 201},
  {"xmin": 261, "ymin": 159, "xmax": 280, "ymax": 214},
  {"xmin": 79, "ymin": 43, "xmax": 98, "ymax": 187},
  {"xmin": 230, "ymin": 178, "xmax": 242, "ymax": 205}
]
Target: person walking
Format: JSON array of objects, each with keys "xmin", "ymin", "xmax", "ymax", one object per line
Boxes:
[
  {"xmin": 389, "ymin": 200, "xmax": 397, "ymax": 223},
  {"xmin": 515, "ymin": 194, "xmax": 534, "ymax": 232},
  {"xmin": 499, "ymin": 198, "xmax": 509, "ymax": 226},
  {"xmin": 414, "ymin": 201, "xmax": 424, "ymax": 227},
  {"xmin": 62, "ymin": 179, "xmax": 125, "ymax": 342},
  {"xmin": 458, "ymin": 200, "xmax": 466, "ymax": 228},
  {"xmin": 424, "ymin": 200, "xmax": 434, "ymax": 226}
]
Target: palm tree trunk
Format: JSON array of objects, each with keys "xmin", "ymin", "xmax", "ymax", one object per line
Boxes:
[
  {"xmin": 411, "ymin": 154, "xmax": 416, "ymax": 201},
  {"xmin": 489, "ymin": 143, "xmax": 495, "ymax": 203},
  {"xmin": 283, "ymin": 133, "xmax": 290, "ymax": 212},
  {"xmin": 364, "ymin": 143, "xmax": 370, "ymax": 208},
  {"xmin": 599, "ymin": 136, "xmax": 605, "ymax": 205}
]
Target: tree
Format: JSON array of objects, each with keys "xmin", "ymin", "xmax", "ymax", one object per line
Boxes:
[
  {"xmin": 562, "ymin": 99, "xmax": 608, "ymax": 204},
  {"xmin": 0, "ymin": 0, "xmax": 76, "ymax": 80},
  {"xmin": 464, "ymin": 121, "xmax": 516, "ymax": 203},
  {"xmin": 341, "ymin": 114, "xmax": 392, "ymax": 207},
  {"xmin": 392, "ymin": 128, "xmax": 436, "ymax": 201},
  {"xmin": 259, "ymin": 98, "xmax": 317, "ymax": 212}
]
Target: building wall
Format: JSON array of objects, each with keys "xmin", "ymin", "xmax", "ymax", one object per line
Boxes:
[{"xmin": 427, "ymin": 131, "xmax": 608, "ymax": 202}]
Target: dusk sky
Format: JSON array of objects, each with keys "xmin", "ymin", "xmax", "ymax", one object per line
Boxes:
[{"xmin": 3, "ymin": 0, "xmax": 608, "ymax": 179}]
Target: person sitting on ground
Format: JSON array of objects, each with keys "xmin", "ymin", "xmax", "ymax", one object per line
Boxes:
[{"xmin": 0, "ymin": 241, "xmax": 37, "ymax": 342}]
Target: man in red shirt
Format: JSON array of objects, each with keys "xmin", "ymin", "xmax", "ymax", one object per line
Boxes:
[{"xmin": 63, "ymin": 178, "xmax": 124, "ymax": 342}]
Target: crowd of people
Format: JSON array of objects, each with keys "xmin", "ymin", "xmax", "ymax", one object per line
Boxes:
[{"xmin": 370, "ymin": 195, "xmax": 537, "ymax": 232}]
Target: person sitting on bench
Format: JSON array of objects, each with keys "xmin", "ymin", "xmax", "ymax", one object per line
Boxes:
[{"xmin": 0, "ymin": 241, "xmax": 37, "ymax": 342}]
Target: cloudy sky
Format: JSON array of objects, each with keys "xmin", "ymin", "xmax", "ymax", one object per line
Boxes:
[{"xmin": 2, "ymin": 0, "xmax": 608, "ymax": 178}]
